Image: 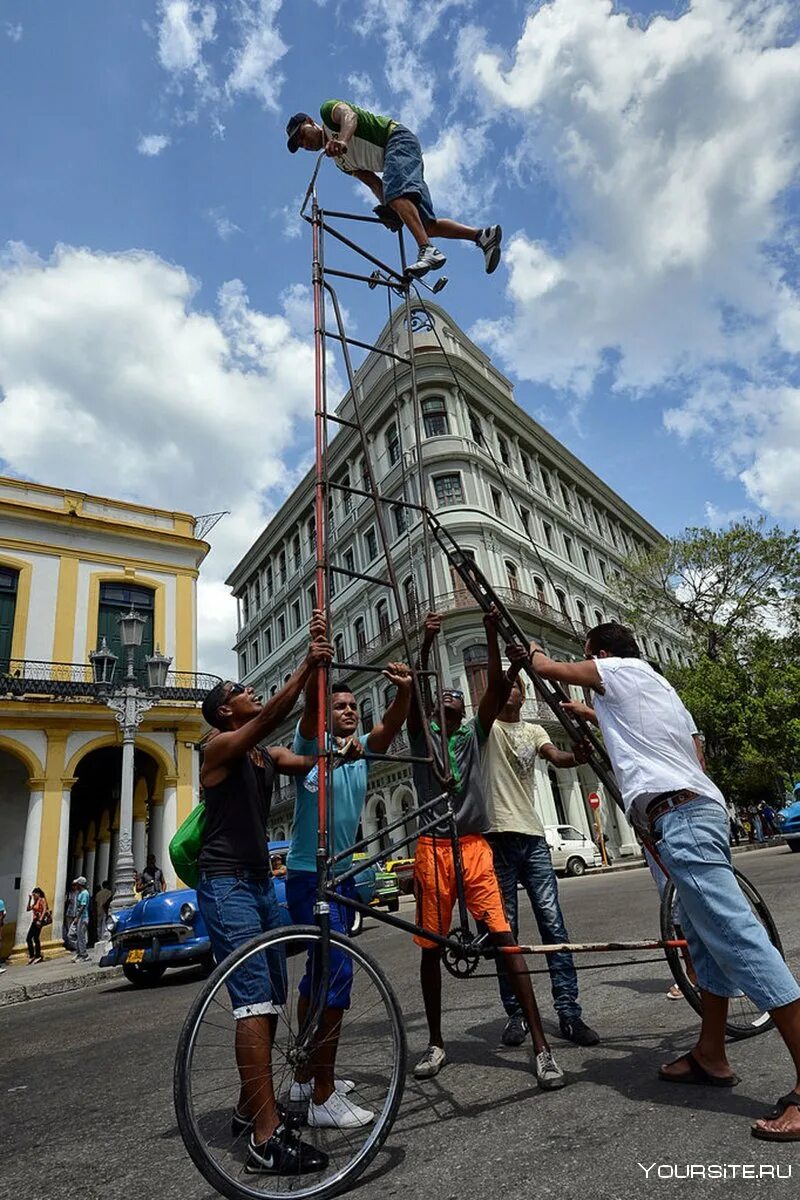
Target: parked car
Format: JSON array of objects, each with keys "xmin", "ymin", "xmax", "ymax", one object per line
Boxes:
[
  {"xmin": 101, "ymin": 842, "xmax": 380, "ymax": 985},
  {"xmin": 352, "ymin": 853, "xmax": 400, "ymax": 913},
  {"xmin": 385, "ymin": 856, "xmax": 415, "ymax": 895},
  {"xmin": 543, "ymin": 825, "xmax": 602, "ymax": 877},
  {"xmin": 775, "ymin": 797, "xmax": 800, "ymax": 853}
]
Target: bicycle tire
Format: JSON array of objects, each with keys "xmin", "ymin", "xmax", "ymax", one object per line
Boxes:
[
  {"xmin": 174, "ymin": 924, "xmax": 406, "ymax": 1200},
  {"xmin": 660, "ymin": 867, "xmax": 783, "ymax": 1039}
]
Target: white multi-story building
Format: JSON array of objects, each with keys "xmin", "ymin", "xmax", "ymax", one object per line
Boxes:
[{"xmin": 227, "ymin": 303, "xmax": 687, "ymax": 859}]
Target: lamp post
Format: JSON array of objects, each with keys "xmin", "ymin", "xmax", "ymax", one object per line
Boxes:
[{"xmin": 90, "ymin": 611, "xmax": 172, "ymax": 913}]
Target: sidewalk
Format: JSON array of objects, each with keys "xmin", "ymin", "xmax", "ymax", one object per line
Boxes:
[
  {"xmin": 0, "ymin": 951, "xmax": 122, "ymax": 1008},
  {"xmin": 586, "ymin": 836, "xmax": 787, "ymax": 875}
]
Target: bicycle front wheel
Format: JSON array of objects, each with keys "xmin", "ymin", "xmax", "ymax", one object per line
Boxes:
[
  {"xmin": 174, "ymin": 924, "xmax": 406, "ymax": 1200},
  {"xmin": 660, "ymin": 867, "xmax": 783, "ymax": 1039}
]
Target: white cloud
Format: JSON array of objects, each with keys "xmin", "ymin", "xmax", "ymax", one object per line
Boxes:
[
  {"xmin": 226, "ymin": 0, "xmax": 288, "ymax": 112},
  {"xmin": 157, "ymin": 0, "xmax": 217, "ymax": 76},
  {"xmin": 0, "ymin": 243, "xmax": 323, "ymax": 677},
  {"xmin": 458, "ymin": 0, "xmax": 800, "ymax": 516},
  {"xmin": 137, "ymin": 133, "xmax": 171, "ymax": 156},
  {"xmin": 422, "ymin": 124, "xmax": 496, "ymax": 224},
  {"xmin": 5, "ymin": 22, "xmax": 22, "ymax": 42},
  {"xmin": 208, "ymin": 207, "xmax": 241, "ymax": 239}
]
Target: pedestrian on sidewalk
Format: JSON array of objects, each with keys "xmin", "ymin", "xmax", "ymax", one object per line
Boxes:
[
  {"xmin": 94, "ymin": 880, "xmax": 112, "ymax": 943},
  {"xmin": 286, "ymin": 101, "xmax": 502, "ymax": 279},
  {"xmin": 72, "ymin": 877, "xmax": 90, "ymax": 962},
  {"xmin": 527, "ymin": 619, "xmax": 800, "ymax": 1142},
  {"xmin": 139, "ymin": 854, "xmax": 166, "ymax": 898},
  {"xmin": 25, "ymin": 888, "xmax": 48, "ymax": 964},
  {"xmin": 481, "ymin": 673, "xmax": 600, "ymax": 1050}
]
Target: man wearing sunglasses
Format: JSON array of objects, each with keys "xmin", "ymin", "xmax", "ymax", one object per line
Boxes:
[
  {"xmin": 197, "ymin": 613, "xmax": 334, "ymax": 1177},
  {"xmin": 286, "ymin": 641, "xmax": 412, "ymax": 1131},
  {"xmin": 406, "ymin": 608, "xmax": 565, "ymax": 1090}
]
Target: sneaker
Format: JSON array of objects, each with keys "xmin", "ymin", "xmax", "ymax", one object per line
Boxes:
[
  {"xmin": 231, "ymin": 1108, "xmax": 253, "ymax": 1138},
  {"xmin": 501, "ymin": 1013, "xmax": 529, "ymax": 1047},
  {"xmin": 413, "ymin": 1044, "xmax": 447, "ymax": 1079},
  {"xmin": 245, "ymin": 1127, "xmax": 328, "ymax": 1175},
  {"xmin": 559, "ymin": 1016, "xmax": 600, "ymax": 1047},
  {"xmin": 406, "ymin": 244, "xmax": 447, "ymax": 279},
  {"xmin": 534, "ymin": 1049, "xmax": 566, "ymax": 1090},
  {"xmin": 476, "ymin": 225, "xmax": 502, "ymax": 274},
  {"xmin": 308, "ymin": 1090, "xmax": 374, "ymax": 1129},
  {"xmin": 289, "ymin": 1077, "xmax": 355, "ymax": 1103},
  {"xmin": 0, "ymin": 966, "xmax": 6, "ymax": 974}
]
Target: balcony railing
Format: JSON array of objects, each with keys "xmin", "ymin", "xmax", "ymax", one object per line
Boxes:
[
  {"xmin": 356, "ymin": 586, "xmax": 584, "ymax": 661},
  {"xmin": 0, "ymin": 660, "xmax": 221, "ymax": 703}
]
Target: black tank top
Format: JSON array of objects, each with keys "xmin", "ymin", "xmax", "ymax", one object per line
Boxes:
[{"xmin": 199, "ymin": 745, "xmax": 275, "ymax": 874}]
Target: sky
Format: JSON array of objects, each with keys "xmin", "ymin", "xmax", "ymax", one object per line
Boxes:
[{"xmin": 1, "ymin": 0, "xmax": 799, "ymax": 678}]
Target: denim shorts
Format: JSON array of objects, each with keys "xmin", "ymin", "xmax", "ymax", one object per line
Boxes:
[
  {"xmin": 286, "ymin": 871, "xmax": 357, "ymax": 1009},
  {"xmin": 197, "ymin": 872, "xmax": 287, "ymax": 1020},
  {"xmin": 382, "ymin": 126, "xmax": 436, "ymax": 226},
  {"xmin": 653, "ymin": 798, "xmax": 800, "ymax": 1010}
]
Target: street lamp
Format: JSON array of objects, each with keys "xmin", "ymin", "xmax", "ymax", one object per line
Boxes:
[{"xmin": 90, "ymin": 609, "xmax": 173, "ymax": 913}]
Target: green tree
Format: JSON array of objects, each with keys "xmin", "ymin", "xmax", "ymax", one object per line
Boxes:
[{"xmin": 617, "ymin": 518, "xmax": 800, "ymax": 661}]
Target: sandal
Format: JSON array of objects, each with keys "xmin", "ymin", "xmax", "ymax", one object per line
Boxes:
[
  {"xmin": 751, "ymin": 1092, "xmax": 800, "ymax": 1142},
  {"xmin": 658, "ymin": 1052, "xmax": 740, "ymax": 1088}
]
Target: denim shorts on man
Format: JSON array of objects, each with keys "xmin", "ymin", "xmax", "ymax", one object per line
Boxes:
[
  {"xmin": 197, "ymin": 872, "xmax": 287, "ymax": 1019},
  {"xmin": 653, "ymin": 798, "xmax": 800, "ymax": 1012},
  {"xmin": 382, "ymin": 126, "xmax": 436, "ymax": 226},
  {"xmin": 286, "ymin": 871, "xmax": 358, "ymax": 1009}
]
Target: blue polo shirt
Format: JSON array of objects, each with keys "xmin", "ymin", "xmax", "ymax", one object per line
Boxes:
[
  {"xmin": 287, "ymin": 723, "xmax": 374, "ymax": 875},
  {"xmin": 76, "ymin": 888, "xmax": 90, "ymax": 920}
]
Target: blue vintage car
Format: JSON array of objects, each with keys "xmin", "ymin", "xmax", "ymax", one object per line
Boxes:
[
  {"xmin": 100, "ymin": 842, "xmax": 377, "ymax": 987},
  {"xmin": 776, "ymin": 787, "xmax": 800, "ymax": 853}
]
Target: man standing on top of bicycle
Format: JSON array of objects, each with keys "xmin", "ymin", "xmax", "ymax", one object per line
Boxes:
[
  {"xmin": 285, "ymin": 639, "xmax": 412, "ymax": 1130},
  {"xmin": 406, "ymin": 607, "xmax": 566, "ymax": 1090},
  {"xmin": 528, "ymin": 620, "xmax": 800, "ymax": 1143}
]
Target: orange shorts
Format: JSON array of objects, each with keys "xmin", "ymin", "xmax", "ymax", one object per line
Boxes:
[{"xmin": 413, "ymin": 834, "xmax": 511, "ymax": 949}]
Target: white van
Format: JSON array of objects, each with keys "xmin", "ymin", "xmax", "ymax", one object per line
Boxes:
[{"xmin": 543, "ymin": 825, "xmax": 602, "ymax": 877}]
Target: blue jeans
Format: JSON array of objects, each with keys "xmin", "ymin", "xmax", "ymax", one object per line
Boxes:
[
  {"xmin": 487, "ymin": 833, "xmax": 581, "ymax": 1021},
  {"xmin": 653, "ymin": 798, "xmax": 800, "ymax": 1010},
  {"xmin": 382, "ymin": 126, "xmax": 436, "ymax": 226},
  {"xmin": 286, "ymin": 871, "xmax": 357, "ymax": 1009},
  {"xmin": 197, "ymin": 872, "xmax": 287, "ymax": 1019}
]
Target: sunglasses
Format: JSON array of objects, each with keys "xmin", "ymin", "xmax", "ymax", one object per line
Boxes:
[
  {"xmin": 440, "ymin": 689, "xmax": 464, "ymax": 700},
  {"xmin": 223, "ymin": 683, "xmax": 246, "ymax": 705}
]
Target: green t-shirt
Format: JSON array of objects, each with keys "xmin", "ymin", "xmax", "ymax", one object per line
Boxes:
[
  {"xmin": 319, "ymin": 100, "xmax": 398, "ymax": 174},
  {"xmin": 409, "ymin": 717, "xmax": 490, "ymax": 837}
]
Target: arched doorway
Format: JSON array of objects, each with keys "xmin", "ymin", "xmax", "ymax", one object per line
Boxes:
[{"xmin": 0, "ymin": 748, "xmax": 31, "ymax": 955}]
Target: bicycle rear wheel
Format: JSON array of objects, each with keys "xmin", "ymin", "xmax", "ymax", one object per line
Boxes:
[
  {"xmin": 660, "ymin": 867, "xmax": 782, "ymax": 1039},
  {"xmin": 174, "ymin": 924, "xmax": 406, "ymax": 1200}
]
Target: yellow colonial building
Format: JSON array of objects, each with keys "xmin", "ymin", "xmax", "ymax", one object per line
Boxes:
[{"xmin": 0, "ymin": 476, "xmax": 215, "ymax": 958}]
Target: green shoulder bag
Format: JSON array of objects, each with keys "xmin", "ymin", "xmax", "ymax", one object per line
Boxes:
[{"xmin": 169, "ymin": 802, "xmax": 206, "ymax": 890}]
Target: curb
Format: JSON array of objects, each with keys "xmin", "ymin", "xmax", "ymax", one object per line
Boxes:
[
  {"xmin": 585, "ymin": 838, "xmax": 786, "ymax": 876},
  {"xmin": 0, "ymin": 965, "xmax": 123, "ymax": 1008}
]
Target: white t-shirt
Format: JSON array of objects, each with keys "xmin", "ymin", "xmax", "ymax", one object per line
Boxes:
[
  {"xmin": 592, "ymin": 657, "xmax": 725, "ymax": 821},
  {"xmin": 483, "ymin": 721, "xmax": 552, "ymax": 837}
]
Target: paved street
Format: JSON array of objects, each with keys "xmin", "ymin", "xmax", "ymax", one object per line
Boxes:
[{"xmin": 3, "ymin": 846, "xmax": 799, "ymax": 1200}]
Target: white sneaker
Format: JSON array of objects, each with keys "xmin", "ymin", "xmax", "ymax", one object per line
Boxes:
[
  {"xmin": 535, "ymin": 1049, "xmax": 566, "ymax": 1090},
  {"xmin": 0, "ymin": 966, "xmax": 7, "ymax": 974},
  {"xmin": 406, "ymin": 244, "xmax": 446, "ymax": 278},
  {"xmin": 413, "ymin": 1044, "xmax": 446, "ymax": 1079},
  {"xmin": 288, "ymin": 1077, "xmax": 355, "ymax": 1102},
  {"xmin": 476, "ymin": 225, "xmax": 502, "ymax": 274},
  {"xmin": 307, "ymin": 1090, "xmax": 374, "ymax": 1129}
]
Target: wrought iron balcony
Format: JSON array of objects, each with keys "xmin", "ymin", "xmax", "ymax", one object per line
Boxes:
[{"xmin": 0, "ymin": 660, "xmax": 221, "ymax": 703}]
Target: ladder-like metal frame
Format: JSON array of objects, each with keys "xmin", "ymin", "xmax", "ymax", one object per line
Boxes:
[{"xmin": 301, "ymin": 153, "xmax": 624, "ymax": 951}]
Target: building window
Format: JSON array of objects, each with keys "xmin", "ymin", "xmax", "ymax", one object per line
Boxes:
[
  {"xmin": 354, "ymin": 617, "xmax": 367, "ymax": 655},
  {"xmin": 361, "ymin": 459, "xmax": 370, "ymax": 493},
  {"xmin": 365, "ymin": 527, "xmax": 378, "ymax": 562},
  {"xmin": 520, "ymin": 452, "xmax": 532, "ymax": 482},
  {"xmin": 560, "ymin": 483, "xmax": 570, "ymax": 511},
  {"xmin": 291, "ymin": 600, "xmax": 302, "ymax": 632},
  {"xmin": 270, "ymin": 683, "xmax": 277, "ymax": 696},
  {"xmin": 469, "ymin": 411, "xmax": 483, "ymax": 444},
  {"xmin": 264, "ymin": 562, "xmax": 273, "ymax": 597},
  {"xmin": 254, "ymin": 576, "xmax": 261, "ymax": 612},
  {"xmin": 555, "ymin": 589, "xmax": 568, "ymax": 618},
  {"xmin": 576, "ymin": 600, "xmax": 587, "ymax": 628},
  {"xmin": 292, "ymin": 535, "xmax": 301, "ymax": 573},
  {"xmin": 239, "ymin": 650, "xmax": 248, "ymax": 677},
  {"xmin": 344, "ymin": 546, "xmax": 355, "ymax": 575},
  {"xmin": 307, "ymin": 516, "xmax": 315, "ymax": 558},
  {"xmin": 422, "ymin": 396, "xmax": 449, "ymax": 437},
  {"xmin": 599, "ymin": 559, "xmax": 608, "ymax": 583},
  {"xmin": 541, "ymin": 469, "xmax": 553, "ymax": 499},
  {"xmin": 393, "ymin": 505, "xmax": 408, "ymax": 536},
  {"xmin": 577, "ymin": 497, "xmax": 587, "ymax": 524},
  {"xmin": 497, "ymin": 433, "xmax": 510, "ymax": 466},
  {"xmin": 251, "ymin": 638, "xmax": 260, "ymax": 666},
  {"xmin": 278, "ymin": 614, "xmax": 286, "ymax": 641},
  {"xmin": 542, "ymin": 522, "xmax": 553, "ymax": 549},
  {"xmin": 334, "ymin": 633, "xmax": 345, "ymax": 663},
  {"xmin": 306, "ymin": 585, "xmax": 316, "ymax": 616},
  {"xmin": 242, "ymin": 590, "xmax": 250, "ymax": 624},
  {"xmin": 653, "ymin": 640, "xmax": 662, "ymax": 662},
  {"xmin": 582, "ymin": 547, "xmax": 592, "ymax": 574},
  {"xmin": 279, "ymin": 550, "xmax": 287, "ymax": 585},
  {"xmin": 264, "ymin": 626, "xmax": 273, "ymax": 656},
  {"xmin": 97, "ymin": 582, "xmax": 154, "ymax": 684},
  {"xmin": 384, "ymin": 683, "xmax": 397, "ymax": 709},
  {"xmin": 533, "ymin": 577, "xmax": 547, "ymax": 607},
  {"xmin": 376, "ymin": 599, "xmax": 390, "ymax": 639},
  {"xmin": 548, "ymin": 768, "xmax": 568, "ymax": 825},
  {"xmin": 594, "ymin": 609, "xmax": 604, "ymax": 625},
  {"xmin": 520, "ymin": 506, "xmax": 531, "ymax": 533},
  {"xmin": 434, "ymin": 473, "xmax": 463, "ymax": 507},
  {"xmin": 505, "ymin": 561, "xmax": 519, "ymax": 594},
  {"xmin": 564, "ymin": 535, "xmax": 574, "ymax": 563},
  {"xmin": 386, "ymin": 422, "xmax": 400, "ymax": 466},
  {"xmin": 340, "ymin": 471, "xmax": 352, "ymax": 514},
  {"xmin": 403, "ymin": 575, "xmax": 417, "ymax": 616},
  {"xmin": 595, "ymin": 509, "xmax": 604, "ymax": 535},
  {"xmin": 490, "ymin": 487, "xmax": 502, "ymax": 517},
  {"xmin": 360, "ymin": 696, "xmax": 374, "ymax": 733},
  {"xmin": 463, "ymin": 643, "xmax": 488, "ymax": 711}
]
